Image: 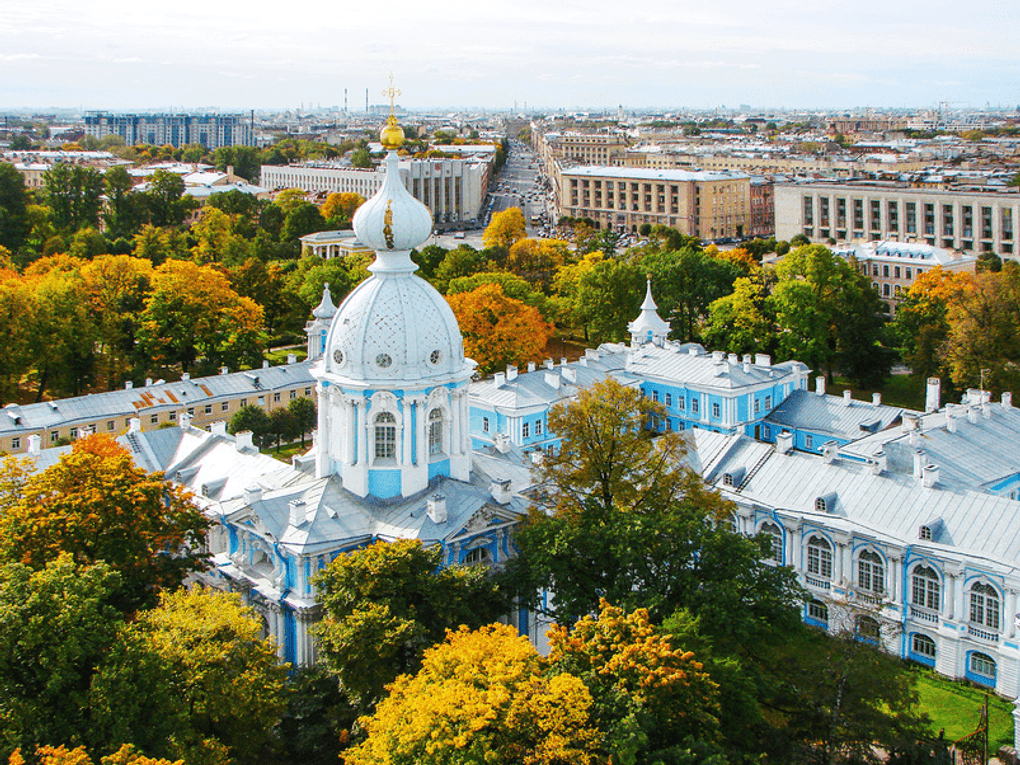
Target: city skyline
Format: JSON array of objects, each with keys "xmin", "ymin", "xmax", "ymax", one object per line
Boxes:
[{"xmin": 1, "ymin": 0, "xmax": 1018, "ymax": 112}]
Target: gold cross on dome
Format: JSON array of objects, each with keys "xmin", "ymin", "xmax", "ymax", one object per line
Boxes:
[{"xmin": 382, "ymin": 73, "xmax": 401, "ymax": 117}]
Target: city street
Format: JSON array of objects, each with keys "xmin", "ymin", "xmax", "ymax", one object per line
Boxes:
[{"xmin": 484, "ymin": 139, "xmax": 550, "ymax": 237}]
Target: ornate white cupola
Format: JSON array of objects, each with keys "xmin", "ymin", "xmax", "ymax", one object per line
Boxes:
[
  {"xmin": 628, "ymin": 278, "xmax": 671, "ymax": 346},
  {"xmin": 305, "ymin": 283, "xmax": 337, "ymax": 359},
  {"xmin": 311, "ymin": 91, "xmax": 475, "ymax": 499}
]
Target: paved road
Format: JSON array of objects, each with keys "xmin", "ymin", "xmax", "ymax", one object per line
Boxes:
[{"xmin": 483, "ymin": 139, "xmax": 551, "ymax": 238}]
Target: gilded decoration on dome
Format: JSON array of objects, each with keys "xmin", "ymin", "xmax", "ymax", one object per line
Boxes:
[{"xmin": 383, "ymin": 200, "xmax": 395, "ymax": 249}]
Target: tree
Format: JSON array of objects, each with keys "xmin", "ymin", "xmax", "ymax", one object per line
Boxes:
[
  {"xmin": 568, "ymin": 255, "xmax": 645, "ymax": 344},
  {"xmin": 892, "ymin": 267, "xmax": 973, "ymax": 383},
  {"xmin": 8, "ymin": 744, "xmax": 183, "ymax": 765},
  {"xmin": 312, "ymin": 539, "xmax": 507, "ymax": 711},
  {"xmin": 125, "ymin": 587, "xmax": 288, "ymax": 765},
  {"xmin": 228, "ymin": 258, "xmax": 287, "ymax": 335},
  {"xmin": 349, "ymin": 148, "xmax": 372, "ymax": 168},
  {"xmin": 344, "ymin": 624, "xmax": 599, "ymax": 765},
  {"xmin": 0, "ymin": 268, "xmax": 35, "ymax": 404},
  {"xmin": 703, "ymin": 270, "xmax": 778, "ymax": 357},
  {"xmin": 506, "ymin": 238, "xmax": 568, "ymax": 293},
  {"xmin": 227, "ymin": 405, "xmax": 271, "ymax": 449},
  {"xmin": 144, "ymin": 170, "xmax": 193, "ymax": 228},
  {"xmin": 0, "ymin": 556, "xmax": 125, "ymax": 761},
  {"xmin": 266, "ymin": 407, "xmax": 300, "ymax": 452},
  {"xmin": 0, "ymin": 434, "xmax": 209, "ymax": 611},
  {"xmin": 446, "ymin": 283, "xmax": 553, "ymax": 376},
  {"xmin": 482, "ymin": 207, "xmax": 526, "ymax": 250},
  {"xmin": 639, "ymin": 247, "xmax": 741, "ymax": 341},
  {"xmin": 288, "ymin": 396, "xmax": 316, "ymax": 447},
  {"xmin": 320, "ymin": 192, "xmax": 364, "ymax": 226},
  {"xmin": 280, "ymin": 202, "xmax": 325, "ymax": 243},
  {"xmin": 430, "ymin": 245, "xmax": 487, "ymax": 293},
  {"xmin": 502, "ymin": 378, "xmax": 802, "ymax": 636},
  {"xmin": 131, "ymin": 225, "xmax": 188, "ymax": 266},
  {"xmin": 137, "ymin": 260, "xmax": 265, "ymax": 374},
  {"xmin": 43, "ymin": 164, "xmax": 104, "ymax": 233},
  {"xmin": 102, "ymin": 167, "xmax": 139, "ymax": 240},
  {"xmin": 549, "ymin": 601, "xmax": 722, "ymax": 763},
  {"xmin": 0, "ymin": 163, "xmax": 30, "ymax": 252},
  {"xmin": 189, "ymin": 207, "xmax": 250, "ymax": 266}
]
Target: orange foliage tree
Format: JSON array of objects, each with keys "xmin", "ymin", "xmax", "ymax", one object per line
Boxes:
[
  {"xmin": 321, "ymin": 192, "xmax": 365, "ymax": 224},
  {"xmin": 446, "ymin": 283, "xmax": 553, "ymax": 375},
  {"xmin": 0, "ymin": 434, "xmax": 209, "ymax": 610},
  {"xmin": 8, "ymin": 744, "xmax": 183, "ymax": 765},
  {"xmin": 482, "ymin": 207, "xmax": 526, "ymax": 250},
  {"xmin": 345, "ymin": 624, "xmax": 599, "ymax": 765},
  {"xmin": 549, "ymin": 600, "xmax": 721, "ymax": 761}
]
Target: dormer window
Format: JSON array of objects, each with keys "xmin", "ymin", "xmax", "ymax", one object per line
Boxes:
[{"xmin": 919, "ymin": 525, "xmax": 932, "ymax": 541}]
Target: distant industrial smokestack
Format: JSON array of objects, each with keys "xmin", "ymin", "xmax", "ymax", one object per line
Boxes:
[
  {"xmin": 344, "ymin": 88, "xmax": 348, "ymax": 113},
  {"xmin": 366, "ymin": 88, "xmax": 369, "ymax": 112}
]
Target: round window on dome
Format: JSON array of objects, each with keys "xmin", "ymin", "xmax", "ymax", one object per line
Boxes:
[
  {"xmin": 429, "ymin": 349, "xmax": 442, "ymax": 366},
  {"xmin": 332, "ymin": 349, "xmax": 344, "ymax": 365},
  {"xmin": 376, "ymin": 353, "xmax": 392, "ymax": 369}
]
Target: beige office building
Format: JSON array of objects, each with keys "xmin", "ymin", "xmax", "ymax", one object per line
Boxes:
[
  {"xmin": 558, "ymin": 166, "xmax": 750, "ymax": 239},
  {"xmin": 776, "ymin": 183, "xmax": 1020, "ymax": 259}
]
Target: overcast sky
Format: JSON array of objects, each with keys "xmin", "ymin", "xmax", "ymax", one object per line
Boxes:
[{"xmin": 2, "ymin": 0, "xmax": 1017, "ymax": 113}]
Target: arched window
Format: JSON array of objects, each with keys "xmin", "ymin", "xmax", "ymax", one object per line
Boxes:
[
  {"xmin": 374, "ymin": 412, "xmax": 397, "ymax": 460},
  {"xmin": 856, "ymin": 615, "xmax": 880, "ymax": 642},
  {"xmin": 911, "ymin": 633, "xmax": 936, "ymax": 660},
  {"xmin": 807, "ymin": 536, "xmax": 833, "ymax": 579},
  {"xmin": 857, "ymin": 550, "xmax": 884, "ymax": 595},
  {"xmin": 969, "ymin": 582, "xmax": 1001, "ymax": 630},
  {"xmin": 760, "ymin": 522, "xmax": 783, "ymax": 563},
  {"xmin": 807, "ymin": 599, "xmax": 828, "ymax": 626},
  {"xmin": 463, "ymin": 547, "xmax": 492, "ymax": 566},
  {"xmin": 428, "ymin": 408, "xmax": 444, "ymax": 456},
  {"xmin": 969, "ymin": 652, "xmax": 997, "ymax": 684},
  {"xmin": 911, "ymin": 565, "xmax": 940, "ymax": 611}
]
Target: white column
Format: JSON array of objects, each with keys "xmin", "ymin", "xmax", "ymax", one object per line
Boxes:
[
  {"xmin": 416, "ymin": 398, "xmax": 428, "ymax": 466},
  {"xmin": 401, "ymin": 400, "xmax": 413, "ymax": 464},
  {"xmin": 450, "ymin": 389, "xmax": 463, "ymax": 455},
  {"xmin": 1007, "ymin": 589, "xmax": 1017, "ymax": 639},
  {"xmin": 345, "ymin": 397, "xmax": 357, "ymax": 466},
  {"xmin": 356, "ymin": 398, "xmax": 367, "ymax": 465},
  {"xmin": 886, "ymin": 552, "xmax": 900, "ymax": 604}
]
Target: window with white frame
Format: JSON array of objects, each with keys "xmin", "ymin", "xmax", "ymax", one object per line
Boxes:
[
  {"xmin": 522, "ymin": 422, "xmax": 530, "ymax": 439},
  {"xmin": 712, "ymin": 402, "xmax": 720, "ymax": 418},
  {"xmin": 11, "ymin": 437, "xmax": 19, "ymax": 450},
  {"xmin": 754, "ymin": 398, "xmax": 761, "ymax": 414},
  {"xmin": 652, "ymin": 390, "xmax": 659, "ymax": 402},
  {"xmin": 678, "ymin": 397, "xmax": 685, "ymax": 411},
  {"xmin": 806, "ymin": 434, "xmax": 814, "ymax": 449},
  {"xmin": 482, "ymin": 417, "xmax": 490, "ymax": 433},
  {"xmin": 857, "ymin": 550, "xmax": 885, "ymax": 595},
  {"xmin": 807, "ymin": 599, "xmax": 828, "ymax": 625},
  {"xmin": 428, "ymin": 409, "xmax": 444, "ymax": 455},
  {"xmin": 912, "ymin": 633, "xmax": 936, "ymax": 659},
  {"xmin": 374, "ymin": 412, "xmax": 397, "ymax": 460},
  {"xmin": 691, "ymin": 398, "xmax": 699, "ymax": 414},
  {"xmin": 969, "ymin": 582, "xmax": 1001, "ymax": 630},
  {"xmin": 807, "ymin": 536, "xmax": 833, "ymax": 579},
  {"xmin": 911, "ymin": 565, "xmax": 940, "ymax": 611},
  {"xmin": 761, "ymin": 522, "xmax": 783, "ymax": 563},
  {"xmin": 764, "ymin": 395, "xmax": 772, "ymax": 409},
  {"xmin": 665, "ymin": 393, "xmax": 672, "ymax": 407},
  {"xmin": 535, "ymin": 420, "xmax": 543, "ymax": 435},
  {"xmin": 970, "ymin": 652, "xmax": 996, "ymax": 681},
  {"xmin": 463, "ymin": 547, "xmax": 492, "ymax": 566}
]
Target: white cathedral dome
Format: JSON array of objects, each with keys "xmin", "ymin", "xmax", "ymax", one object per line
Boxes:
[{"xmin": 320, "ymin": 140, "xmax": 472, "ymax": 385}]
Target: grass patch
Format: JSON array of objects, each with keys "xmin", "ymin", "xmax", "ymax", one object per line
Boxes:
[
  {"xmin": 910, "ymin": 666, "xmax": 1014, "ymax": 751},
  {"xmin": 829, "ymin": 373, "xmax": 927, "ymax": 412},
  {"xmin": 265, "ymin": 346, "xmax": 307, "ymax": 365},
  {"xmin": 268, "ymin": 441, "xmax": 312, "ymax": 463}
]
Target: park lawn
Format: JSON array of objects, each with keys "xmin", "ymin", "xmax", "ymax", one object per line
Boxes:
[
  {"xmin": 912, "ymin": 667, "xmax": 1014, "ymax": 751},
  {"xmin": 265, "ymin": 346, "xmax": 307, "ymax": 365},
  {"xmin": 270, "ymin": 441, "xmax": 311, "ymax": 463},
  {"xmin": 829, "ymin": 373, "xmax": 927, "ymax": 412}
]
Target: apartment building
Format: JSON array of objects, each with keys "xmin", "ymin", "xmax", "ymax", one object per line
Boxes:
[
  {"xmin": 776, "ymin": 182, "xmax": 1020, "ymax": 259},
  {"xmin": 260, "ymin": 156, "xmax": 491, "ymax": 225},
  {"xmin": 84, "ymin": 113, "xmax": 254, "ymax": 149},
  {"xmin": 558, "ymin": 165, "xmax": 751, "ymax": 239}
]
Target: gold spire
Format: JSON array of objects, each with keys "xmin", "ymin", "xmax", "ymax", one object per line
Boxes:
[{"xmin": 379, "ymin": 73, "xmax": 404, "ymax": 150}]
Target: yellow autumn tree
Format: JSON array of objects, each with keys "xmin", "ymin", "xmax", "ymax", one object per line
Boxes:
[
  {"xmin": 506, "ymin": 238, "xmax": 569, "ymax": 292},
  {"xmin": 321, "ymin": 191, "xmax": 365, "ymax": 223},
  {"xmin": 549, "ymin": 600, "xmax": 721, "ymax": 761},
  {"xmin": 0, "ymin": 266, "xmax": 34, "ymax": 404},
  {"xmin": 446, "ymin": 283, "xmax": 553, "ymax": 375},
  {"xmin": 346, "ymin": 624, "xmax": 599, "ymax": 765},
  {"xmin": 8, "ymin": 744, "xmax": 183, "ymax": 765},
  {"xmin": 482, "ymin": 207, "xmax": 527, "ymax": 250}
]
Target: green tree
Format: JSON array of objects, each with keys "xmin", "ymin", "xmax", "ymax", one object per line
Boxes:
[
  {"xmin": 266, "ymin": 407, "xmax": 300, "ymax": 452},
  {"xmin": 570, "ymin": 254, "xmax": 644, "ymax": 344},
  {"xmin": 0, "ymin": 555, "xmax": 125, "ymax": 762},
  {"xmin": 640, "ymin": 247, "xmax": 741, "ymax": 341},
  {"xmin": 288, "ymin": 396, "xmax": 316, "ymax": 448},
  {"xmin": 144, "ymin": 170, "xmax": 193, "ymax": 228},
  {"xmin": 349, "ymin": 148, "xmax": 372, "ymax": 168},
  {"xmin": 44, "ymin": 164, "xmax": 104, "ymax": 233},
  {"xmin": 430, "ymin": 245, "xmax": 487, "ymax": 294},
  {"xmin": 703, "ymin": 269, "xmax": 778, "ymax": 356},
  {"xmin": 102, "ymin": 167, "xmax": 138, "ymax": 240},
  {"xmin": 227, "ymin": 405, "xmax": 271, "ymax": 449},
  {"xmin": 280, "ymin": 202, "xmax": 325, "ymax": 243},
  {"xmin": 0, "ymin": 163, "xmax": 30, "ymax": 252},
  {"xmin": 312, "ymin": 539, "xmax": 507, "ymax": 711}
]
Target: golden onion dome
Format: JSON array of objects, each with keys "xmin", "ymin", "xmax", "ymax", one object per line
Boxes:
[{"xmin": 379, "ymin": 115, "xmax": 404, "ymax": 150}]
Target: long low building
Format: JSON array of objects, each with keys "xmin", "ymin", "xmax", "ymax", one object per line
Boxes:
[
  {"xmin": 776, "ymin": 182, "xmax": 1020, "ymax": 260},
  {"xmin": 556, "ymin": 165, "xmax": 751, "ymax": 239},
  {"xmin": 261, "ymin": 155, "xmax": 492, "ymax": 226}
]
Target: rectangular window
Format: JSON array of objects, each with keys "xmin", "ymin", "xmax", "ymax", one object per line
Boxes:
[
  {"xmin": 240, "ymin": 398, "xmax": 247, "ymax": 407},
  {"xmin": 691, "ymin": 398, "xmax": 699, "ymax": 414},
  {"xmin": 273, "ymin": 393, "xmax": 281, "ymax": 403},
  {"xmin": 221, "ymin": 402, "xmax": 229, "ymax": 412},
  {"xmin": 11, "ymin": 437, "xmax": 20, "ymax": 450},
  {"xmin": 712, "ymin": 402, "xmax": 720, "ymax": 419},
  {"xmin": 806, "ymin": 434, "xmax": 814, "ymax": 449},
  {"xmin": 535, "ymin": 420, "xmax": 543, "ymax": 436},
  {"xmin": 1003, "ymin": 208, "xmax": 1014, "ymax": 240},
  {"xmin": 522, "ymin": 422, "xmax": 530, "ymax": 438},
  {"xmin": 482, "ymin": 417, "xmax": 490, "ymax": 433},
  {"xmin": 677, "ymin": 397, "xmax": 685, "ymax": 411},
  {"xmin": 803, "ymin": 195, "xmax": 814, "ymax": 225},
  {"xmin": 204, "ymin": 405, "xmax": 212, "ymax": 415},
  {"xmin": 764, "ymin": 395, "xmax": 772, "ymax": 409},
  {"xmin": 150, "ymin": 415, "xmax": 159, "ymax": 424},
  {"xmin": 107, "ymin": 420, "xmax": 115, "ymax": 431},
  {"xmin": 652, "ymin": 390, "xmax": 659, "ymax": 403},
  {"xmin": 51, "ymin": 431, "xmax": 59, "ymax": 443},
  {"xmin": 906, "ymin": 202, "xmax": 917, "ymax": 234},
  {"xmin": 807, "ymin": 600, "xmax": 828, "ymax": 623},
  {"xmin": 169, "ymin": 411, "xmax": 177, "ymax": 421},
  {"xmin": 305, "ymin": 388, "xmax": 312, "ymax": 396},
  {"xmin": 665, "ymin": 393, "xmax": 672, "ymax": 407},
  {"xmin": 763, "ymin": 425, "xmax": 771, "ymax": 439},
  {"xmin": 754, "ymin": 398, "xmax": 761, "ymax": 414},
  {"xmin": 290, "ymin": 389, "xmax": 297, "ymax": 399},
  {"xmin": 257, "ymin": 396, "xmax": 265, "ymax": 406}
]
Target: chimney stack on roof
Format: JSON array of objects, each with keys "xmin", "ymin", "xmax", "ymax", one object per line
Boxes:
[
  {"xmin": 490, "ymin": 478, "xmax": 512, "ymax": 504},
  {"xmin": 843, "ymin": 390, "xmax": 853, "ymax": 407},
  {"xmin": 776, "ymin": 431, "xmax": 794, "ymax": 455},
  {"xmin": 816, "ymin": 376, "xmax": 826, "ymax": 396},
  {"xmin": 427, "ymin": 494, "xmax": 447, "ymax": 524},
  {"xmin": 872, "ymin": 392, "xmax": 882, "ymax": 406},
  {"xmin": 926, "ymin": 377, "xmax": 941, "ymax": 412},
  {"xmin": 235, "ymin": 431, "xmax": 253, "ymax": 451}
]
